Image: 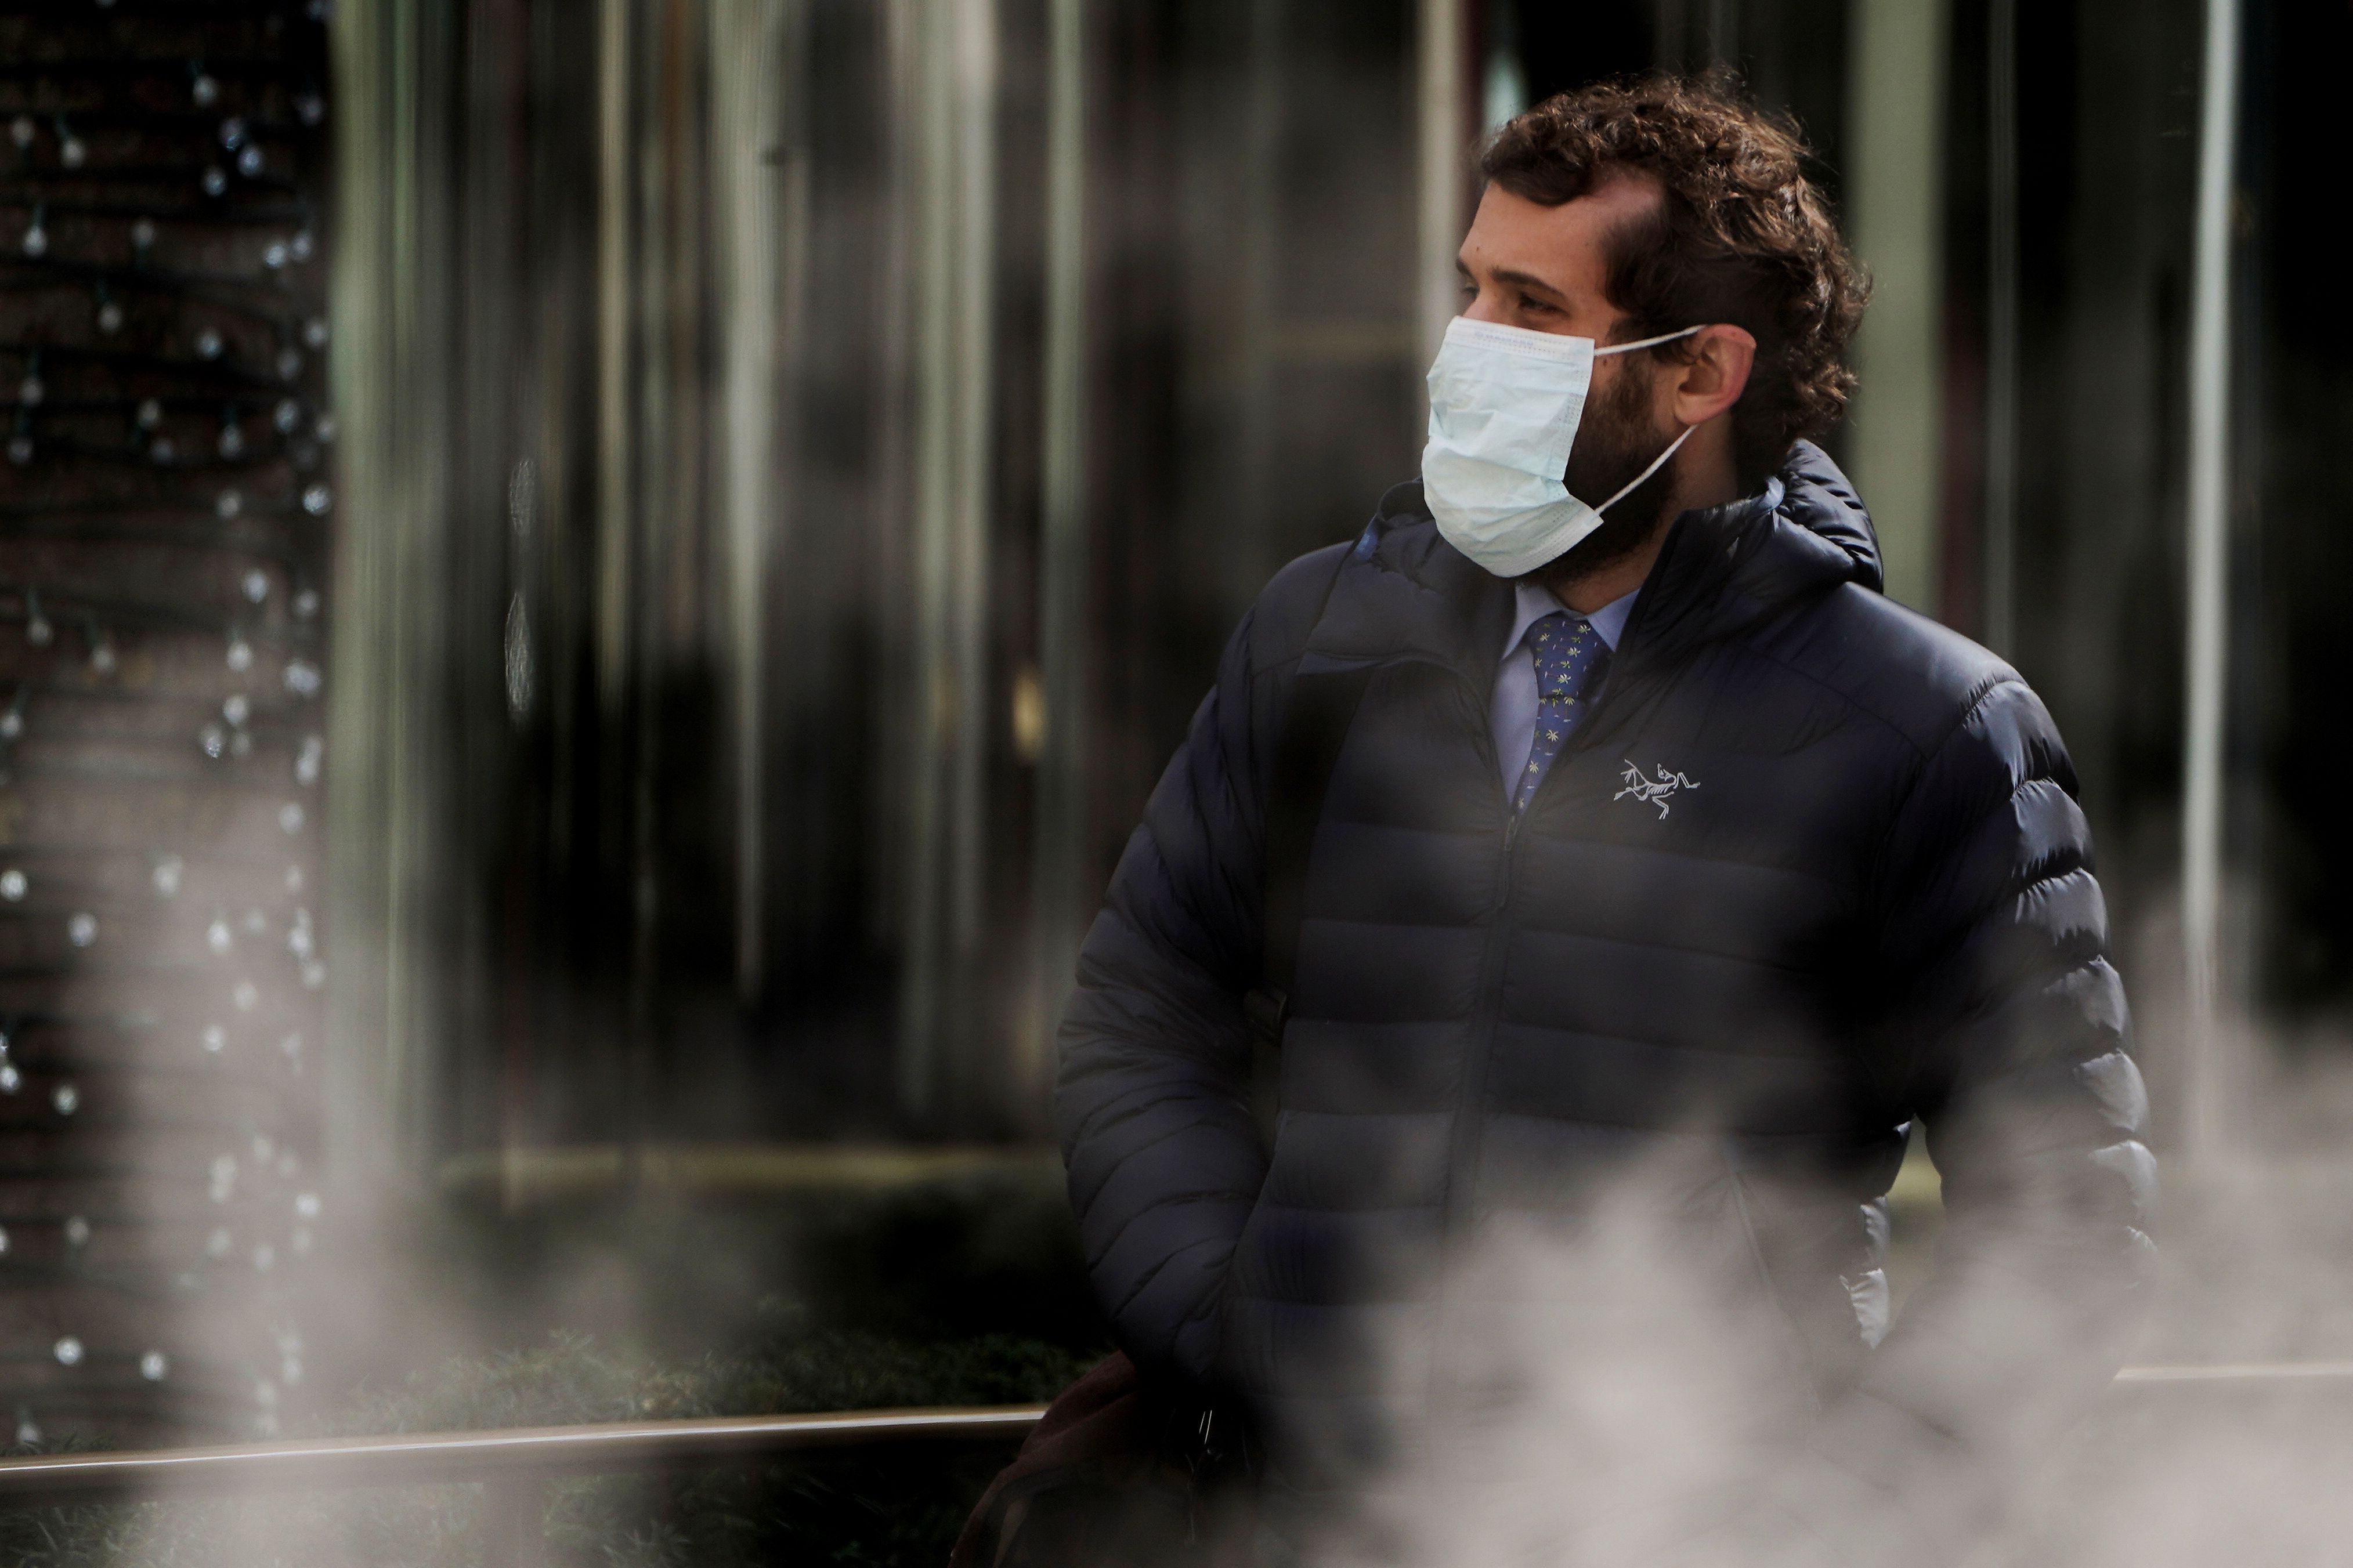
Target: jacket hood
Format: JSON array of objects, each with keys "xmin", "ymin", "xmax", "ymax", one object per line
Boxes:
[{"xmin": 1311, "ymin": 440, "xmax": 1881, "ymax": 683}]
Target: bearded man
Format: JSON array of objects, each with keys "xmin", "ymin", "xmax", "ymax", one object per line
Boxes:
[{"xmin": 1056, "ymin": 74, "xmax": 2155, "ymax": 1567}]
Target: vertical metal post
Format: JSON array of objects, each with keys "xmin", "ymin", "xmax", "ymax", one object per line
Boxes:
[
  {"xmin": 1416, "ymin": 0, "xmax": 1467, "ymax": 368},
  {"xmin": 2181, "ymin": 0, "xmax": 2242, "ymax": 1168},
  {"xmin": 710, "ymin": 0, "xmax": 798, "ymax": 1002},
  {"xmin": 1980, "ymin": 0, "xmax": 2019, "ymax": 658},
  {"xmin": 901, "ymin": 0, "xmax": 997, "ymax": 1122},
  {"xmin": 1702, "ymin": 0, "xmax": 1738, "ymax": 64},
  {"xmin": 595, "ymin": 0, "xmax": 635, "ymax": 715},
  {"xmin": 1842, "ymin": 0, "xmax": 1948, "ymax": 614},
  {"xmin": 1025, "ymin": 0, "xmax": 1086, "ymax": 1113}
]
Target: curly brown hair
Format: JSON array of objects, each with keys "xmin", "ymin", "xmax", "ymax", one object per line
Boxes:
[{"xmin": 1481, "ymin": 71, "xmax": 1867, "ymax": 492}]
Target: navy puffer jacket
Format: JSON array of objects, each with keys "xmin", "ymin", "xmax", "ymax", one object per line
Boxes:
[{"xmin": 1057, "ymin": 444, "xmax": 2155, "ymax": 1549}]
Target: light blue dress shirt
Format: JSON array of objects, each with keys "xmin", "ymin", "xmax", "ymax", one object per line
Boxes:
[{"xmin": 1490, "ymin": 581, "xmax": 1639, "ymax": 796}]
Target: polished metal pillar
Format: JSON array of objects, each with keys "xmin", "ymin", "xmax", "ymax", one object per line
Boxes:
[{"xmin": 2180, "ymin": 0, "xmax": 2242, "ymax": 1167}]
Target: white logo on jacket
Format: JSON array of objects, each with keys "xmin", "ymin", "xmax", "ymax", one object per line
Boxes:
[{"xmin": 1614, "ymin": 761, "xmax": 1700, "ymax": 819}]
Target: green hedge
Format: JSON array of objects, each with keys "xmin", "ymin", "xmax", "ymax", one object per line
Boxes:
[{"xmin": 0, "ymin": 1306, "xmax": 1097, "ymax": 1567}]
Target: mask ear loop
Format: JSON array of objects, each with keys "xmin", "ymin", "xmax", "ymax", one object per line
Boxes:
[
  {"xmin": 1593, "ymin": 324, "xmax": 1705, "ymax": 357},
  {"xmin": 1585, "ymin": 323, "xmax": 1707, "ymax": 513},
  {"xmin": 1593, "ymin": 423, "xmax": 1697, "ymax": 515}
]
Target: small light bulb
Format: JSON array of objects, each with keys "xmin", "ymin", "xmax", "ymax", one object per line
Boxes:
[
  {"xmin": 201, "ymin": 166, "xmax": 226, "ymax": 197},
  {"xmin": 195, "ymin": 328, "xmax": 222, "ymax": 359},
  {"xmin": 7, "ymin": 117, "xmax": 30, "ymax": 149},
  {"xmin": 216, "ymin": 488, "xmax": 243, "ymax": 519},
  {"xmin": 17, "ymin": 375, "xmax": 41, "ymax": 407},
  {"xmin": 207, "ymin": 917, "xmax": 233, "ymax": 955},
  {"xmin": 0, "ymin": 870, "xmax": 21, "ymax": 901},
  {"xmin": 96, "ymin": 299, "xmax": 123, "ymax": 334},
  {"xmin": 136, "ymin": 398, "xmax": 162, "ymax": 429},
  {"xmin": 283, "ymin": 660, "xmax": 321, "ymax": 697},
  {"xmin": 140, "ymin": 1352, "xmax": 169, "ymax": 1382},
  {"xmin": 227, "ymin": 637, "xmax": 253, "ymax": 672},
  {"xmin": 153, "ymin": 854, "xmax": 185, "ymax": 897},
  {"xmin": 303, "ymin": 317, "xmax": 328, "ymax": 349},
  {"xmin": 237, "ymin": 145, "xmax": 263, "ymax": 178},
  {"xmin": 132, "ymin": 218, "xmax": 155, "ymax": 249},
  {"xmin": 63, "ymin": 1216, "xmax": 88, "ymax": 1247},
  {"xmin": 203, "ymin": 1024, "xmax": 227, "ymax": 1053},
  {"xmin": 274, "ymin": 398, "xmax": 300, "ymax": 433},
  {"xmin": 219, "ymin": 116, "xmax": 247, "ymax": 150},
  {"xmin": 277, "ymin": 347, "xmax": 303, "ymax": 381},
  {"xmin": 278, "ymin": 802, "xmax": 305, "ymax": 834},
  {"xmin": 200, "ymin": 723, "xmax": 226, "ymax": 759},
  {"xmin": 242, "ymin": 568, "xmax": 269, "ymax": 603},
  {"xmin": 53, "ymin": 1337, "xmax": 82, "ymax": 1366},
  {"xmin": 222, "ymin": 694, "xmax": 249, "ymax": 727},
  {"xmin": 66, "ymin": 912, "xmax": 96, "ymax": 948},
  {"xmin": 52, "ymin": 1083, "xmax": 77, "ymax": 1116},
  {"xmin": 193, "ymin": 73, "xmax": 219, "ymax": 108},
  {"xmin": 232, "ymin": 979, "xmax": 258, "ymax": 1011}
]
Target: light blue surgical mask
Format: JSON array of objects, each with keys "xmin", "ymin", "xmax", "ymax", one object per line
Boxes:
[{"xmin": 1421, "ymin": 317, "xmax": 1703, "ymax": 577}]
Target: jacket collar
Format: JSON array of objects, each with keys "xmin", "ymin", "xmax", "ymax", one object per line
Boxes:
[{"xmin": 1304, "ymin": 441, "xmax": 1879, "ymax": 687}]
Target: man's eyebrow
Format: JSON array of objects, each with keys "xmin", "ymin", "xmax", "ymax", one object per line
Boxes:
[{"xmin": 1487, "ymin": 266, "xmax": 1569, "ymax": 301}]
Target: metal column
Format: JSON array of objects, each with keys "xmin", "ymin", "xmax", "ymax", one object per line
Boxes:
[{"xmin": 2180, "ymin": 0, "xmax": 2243, "ymax": 1166}]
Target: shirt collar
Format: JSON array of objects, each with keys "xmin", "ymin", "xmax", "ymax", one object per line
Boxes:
[{"xmin": 1505, "ymin": 581, "xmax": 1639, "ymax": 661}]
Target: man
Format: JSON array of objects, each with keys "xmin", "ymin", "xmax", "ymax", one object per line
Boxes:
[{"xmin": 1058, "ymin": 75, "xmax": 2154, "ymax": 1566}]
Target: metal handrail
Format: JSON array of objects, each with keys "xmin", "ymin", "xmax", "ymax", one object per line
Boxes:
[
  {"xmin": 0, "ymin": 1404, "xmax": 1049, "ymax": 1509},
  {"xmin": 0, "ymin": 1362, "xmax": 2340, "ymax": 1558},
  {"xmin": 2, "ymin": 1362, "xmax": 2347, "ymax": 1509}
]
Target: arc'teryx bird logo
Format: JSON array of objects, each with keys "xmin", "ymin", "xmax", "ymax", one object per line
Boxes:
[{"xmin": 1614, "ymin": 761, "xmax": 1700, "ymax": 819}]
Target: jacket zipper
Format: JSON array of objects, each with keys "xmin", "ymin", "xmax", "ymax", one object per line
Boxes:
[
  {"xmin": 1327, "ymin": 640, "xmax": 1646, "ymax": 1408},
  {"xmin": 1401, "ymin": 650, "xmax": 1638, "ymax": 1413}
]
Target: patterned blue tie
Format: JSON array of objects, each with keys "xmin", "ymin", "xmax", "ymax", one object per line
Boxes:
[{"xmin": 1513, "ymin": 611, "xmax": 1609, "ymax": 816}]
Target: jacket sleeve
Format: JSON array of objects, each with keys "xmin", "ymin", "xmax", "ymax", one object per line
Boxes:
[
  {"xmin": 1054, "ymin": 602, "xmax": 1284, "ymax": 1385},
  {"xmin": 1781, "ymin": 678, "xmax": 2159, "ymax": 1555}
]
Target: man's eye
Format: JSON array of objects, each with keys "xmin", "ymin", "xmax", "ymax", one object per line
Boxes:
[{"xmin": 1519, "ymin": 295, "xmax": 1555, "ymax": 314}]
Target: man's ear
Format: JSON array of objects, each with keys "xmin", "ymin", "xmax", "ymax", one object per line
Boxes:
[{"xmin": 1670, "ymin": 325, "xmax": 1757, "ymax": 426}]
